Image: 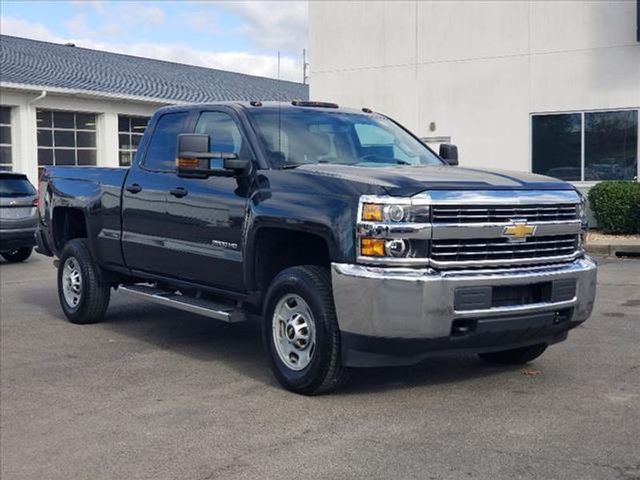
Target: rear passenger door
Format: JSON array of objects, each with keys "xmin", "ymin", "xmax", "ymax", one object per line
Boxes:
[
  {"xmin": 121, "ymin": 110, "xmax": 193, "ymax": 275},
  {"xmin": 162, "ymin": 108, "xmax": 253, "ymax": 291}
]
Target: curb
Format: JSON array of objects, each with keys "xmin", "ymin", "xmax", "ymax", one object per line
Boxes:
[{"xmin": 585, "ymin": 244, "xmax": 640, "ymax": 257}]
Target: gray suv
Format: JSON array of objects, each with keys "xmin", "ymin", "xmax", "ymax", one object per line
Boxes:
[{"xmin": 0, "ymin": 172, "xmax": 37, "ymax": 262}]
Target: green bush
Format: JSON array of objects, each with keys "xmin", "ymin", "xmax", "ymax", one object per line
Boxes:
[{"xmin": 587, "ymin": 181, "xmax": 640, "ymax": 234}]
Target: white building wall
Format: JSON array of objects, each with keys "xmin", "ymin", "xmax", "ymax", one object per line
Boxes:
[
  {"xmin": 309, "ymin": 0, "xmax": 640, "ymax": 174},
  {"xmin": 0, "ymin": 87, "xmax": 165, "ymax": 184}
]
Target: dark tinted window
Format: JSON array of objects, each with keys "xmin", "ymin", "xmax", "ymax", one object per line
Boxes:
[
  {"xmin": 532, "ymin": 114, "xmax": 581, "ymax": 181},
  {"xmin": 195, "ymin": 111, "xmax": 245, "ymax": 168},
  {"xmin": 143, "ymin": 112, "xmax": 188, "ymax": 171},
  {"xmin": 585, "ymin": 110, "xmax": 637, "ymax": 181},
  {"xmin": 0, "ymin": 176, "xmax": 36, "ymax": 197}
]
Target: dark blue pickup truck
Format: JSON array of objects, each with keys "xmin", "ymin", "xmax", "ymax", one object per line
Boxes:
[{"xmin": 36, "ymin": 101, "xmax": 597, "ymax": 394}]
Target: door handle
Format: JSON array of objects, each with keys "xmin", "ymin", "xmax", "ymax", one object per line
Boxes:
[
  {"xmin": 169, "ymin": 187, "xmax": 188, "ymax": 198},
  {"xmin": 126, "ymin": 183, "xmax": 142, "ymax": 194}
]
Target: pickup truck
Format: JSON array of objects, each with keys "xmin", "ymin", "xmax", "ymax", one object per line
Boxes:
[{"xmin": 36, "ymin": 101, "xmax": 597, "ymax": 394}]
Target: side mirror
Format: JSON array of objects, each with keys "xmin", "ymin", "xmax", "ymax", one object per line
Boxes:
[
  {"xmin": 176, "ymin": 134, "xmax": 251, "ymax": 177},
  {"xmin": 439, "ymin": 143, "xmax": 459, "ymax": 166}
]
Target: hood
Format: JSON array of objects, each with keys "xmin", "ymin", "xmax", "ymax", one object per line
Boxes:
[{"xmin": 294, "ymin": 164, "xmax": 574, "ymax": 196}]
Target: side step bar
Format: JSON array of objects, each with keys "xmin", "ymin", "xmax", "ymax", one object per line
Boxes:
[{"xmin": 118, "ymin": 284, "xmax": 246, "ymax": 323}]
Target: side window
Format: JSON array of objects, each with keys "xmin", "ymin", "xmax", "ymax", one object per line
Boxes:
[
  {"xmin": 195, "ymin": 112, "xmax": 246, "ymax": 168},
  {"xmin": 354, "ymin": 123, "xmax": 419, "ymax": 164},
  {"xmin": 143, "ymin": 112, "xmax": 189, "ymax": 171}
]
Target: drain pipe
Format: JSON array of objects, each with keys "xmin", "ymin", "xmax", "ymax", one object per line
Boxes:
[{"xmin": 29, "ymin": 90, "xmax": 47, "ymax": 104}]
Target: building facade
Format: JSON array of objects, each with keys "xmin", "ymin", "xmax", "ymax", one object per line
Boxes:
[
  {"xmin": 309, "ymin": 1, "xmax": 640, "ymax": 185},
  {"xmin": 0, "ymin": 35, "xmax": 308, "ymax": 184}
]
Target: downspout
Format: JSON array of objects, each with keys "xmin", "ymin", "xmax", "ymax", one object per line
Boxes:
[{"xmin": 28, "ymin": 90, "xmax": 47, "ymax": 104}]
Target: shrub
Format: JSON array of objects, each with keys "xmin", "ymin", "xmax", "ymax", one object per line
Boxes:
[{"xmin": 587, "ymin": 181, "xmax": 640, "ymax": 234}]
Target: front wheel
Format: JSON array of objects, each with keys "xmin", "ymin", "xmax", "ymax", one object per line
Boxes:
[
  {"xmin": 263, "ymin": 266, "xmax": 350, "ymax": 395},
  {"xmin": 57, "ymin": 239, "xmax": 111, "ymax": 324},
  {"xmin": 478, "ymin": 343, "xmax": 547, "ymax": 365},
  {"xmin": 1, "ymin": 247, "xmax": 32, "ymax": 263}
]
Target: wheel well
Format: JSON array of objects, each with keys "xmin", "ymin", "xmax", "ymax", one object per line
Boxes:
[
  {"xmin": 52, "ymin": 208, "xmax": 87, "ymax": 251},
  {"xmin": 254, "ymin": 228, "xmax": 331, "ymax": 292}
]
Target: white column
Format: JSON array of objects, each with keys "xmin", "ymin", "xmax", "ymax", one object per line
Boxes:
[
  {"xmin": 13, "ymin": 102, "xmax": 38, "ymax": 185},
  {"xmin": 98, "ymin": 111, "xmax": 119, "ymax": 168}
]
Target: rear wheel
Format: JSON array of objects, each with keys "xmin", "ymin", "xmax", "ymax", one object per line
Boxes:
[
  {"xmin": 1, "ymin": 247, "xmax": 32, "ymax": 263},
  {"xmin": 263, "ymin": 265, "xmax": 350, "ymax": 395},
  {"xmin": 478, "ymin": 343, "xmax": 547, "ymax": 365},
  {"xmin": 57, "ymin": 239, "xmax": 110, "ymax": 324}
]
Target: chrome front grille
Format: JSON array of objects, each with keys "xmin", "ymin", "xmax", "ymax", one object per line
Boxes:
[
  {"xmin": 432, "ymin": 204, "xmax": 578, "ymax": 224},
  {"xmin": 431, "ymin": 234, "xmax": 579, "ymax": 266}
]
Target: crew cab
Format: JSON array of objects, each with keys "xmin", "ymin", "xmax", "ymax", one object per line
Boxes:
[{"xmin": 36, "ymin": 102, "xmax": 597, "ymax": 394}]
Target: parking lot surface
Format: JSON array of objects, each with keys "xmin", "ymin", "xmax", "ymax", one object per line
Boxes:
[{"xmin": 1, "ymin": 254, "xmax": 639, "ymax": 480}]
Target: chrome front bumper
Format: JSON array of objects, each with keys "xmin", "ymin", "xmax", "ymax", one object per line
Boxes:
[{"xmin": 331, "ymin": 257, "xmax": 597, "ymax": 340}]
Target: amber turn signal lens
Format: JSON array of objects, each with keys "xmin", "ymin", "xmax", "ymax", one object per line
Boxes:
[
  {"xmin": 362, "ymin": 203, "xmax": 383, "ymax": 221},
  {"xmin": 176, "ymin": 157, "xmax": 199, "ymax": 168},
  {"xmin": 360, "ymin": 238, "xmax": 385, "ymax": 256}
]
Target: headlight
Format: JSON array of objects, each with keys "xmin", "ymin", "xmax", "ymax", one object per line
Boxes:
[{"xmin": 361, "ymin": 202, "xmax": 430, "ymax": 223}]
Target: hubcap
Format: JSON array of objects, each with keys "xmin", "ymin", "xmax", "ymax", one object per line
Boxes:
[
  {"xmin": 62, "ymin": 256, "xmax": 83, "ymax": 308},
  {"xmin": 272, "ymin": 294, "xmax": 316, "ymax": 371}
]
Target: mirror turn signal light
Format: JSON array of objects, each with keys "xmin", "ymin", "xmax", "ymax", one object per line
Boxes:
[
  {"xmin": 360, "ymin": 237, "xmax": 385, "ymax": 256},
  {"xmin": 362, "ymin": 203, "xmax": 383, "ymax": 221},
  {"xmin": 176, "ymin": 157, "xmax": 199, "ymax": 168}
]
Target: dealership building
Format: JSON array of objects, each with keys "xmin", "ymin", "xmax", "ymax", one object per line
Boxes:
[
  {"xmin": 0, "ymin": 35, "xmax": 308, "ymax": 184},
  {"xmin": 310, "ymin": 1, "xmax": 639, "ymax": 185}
]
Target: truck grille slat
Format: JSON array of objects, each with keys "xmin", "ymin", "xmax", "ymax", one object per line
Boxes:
[{"xmin": 432, "ymin": 204, "xmax": 578, "ymax": 224}]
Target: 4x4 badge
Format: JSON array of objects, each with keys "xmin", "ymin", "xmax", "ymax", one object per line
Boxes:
[{"xmin": 503, "ymin": 221, "xmax": 536, "ymax": 242}]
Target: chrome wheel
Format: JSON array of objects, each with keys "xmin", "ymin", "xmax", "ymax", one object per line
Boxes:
[
  {"xmin": 272, "ymin": 294, "xmax": 316, "ymax": 371},
  {"xmin": 62, "ymin": 256, "xmax": 83, "ymax": 308}
]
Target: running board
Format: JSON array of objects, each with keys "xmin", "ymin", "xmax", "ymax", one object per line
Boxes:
[{"xmin": 118, "ymin": 284, "xmax": 246, "ymax": 323}]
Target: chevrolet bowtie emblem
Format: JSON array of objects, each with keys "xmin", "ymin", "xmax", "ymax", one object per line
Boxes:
[{"xmin": 503, "ymin": 221, "xmax": 536, "ymax": 241}]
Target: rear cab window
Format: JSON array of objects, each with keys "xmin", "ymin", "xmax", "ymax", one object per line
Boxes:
[
  {"xmin": 142, "ymin": 111, "xmax": 190, "ymax": 171},
  {"xmin": 0, "ymin": 174, "xmax": 36, "ymax": 197}
]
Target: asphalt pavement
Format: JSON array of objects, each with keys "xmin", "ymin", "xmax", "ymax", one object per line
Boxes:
[{"xmin": 1, "ymin": 254, "xmax": 639, "ymax": 480}]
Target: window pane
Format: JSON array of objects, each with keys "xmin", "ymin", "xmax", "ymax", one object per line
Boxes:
[
  {"xmin": 532, "ymin": 114, "xmax": 581, "ymax": 181},
  {"xmin": 0, "ymin": 125, "xmax": 10, "ymax": 145},
  {"xmin": 195, "ymin": 111, "xmax": 244, "ymax": 156},
  {"xmin": 0, "ymin": 146, "xmax": 11, "ymax": 164},
  {"xmin": 38, "ymin": 148, "xmax": 53, "ymax": 166},
  {"xmin": 144, "ymin": 112, "xmax": 189, "ymax": 171},
  {"xmin": 118, "ymin": 115, "xmax": 130, "ymax": 132},
  {"xmin": 0, "ymin": 106, "xmax": 10, "ymax": 125},
  {"xmin": 53, "ymin": 111, "xmax": 75, "ymax": 129},
  {"xmin": 119, "ymin": 134, "xmax": 131, "ymax": 149},
  {"xmin": 119, "ymin": 151, "xmax": 132, "ymax": 167},
  {"xmin": 54, "ymin": 130, "xmax": 75, "ymax": 147},
  {"xmin": 36, "ymin": 110, "xmax": 52, "ymax": 128},
  {"xmin": 131, "ymin": 133, "xmax": 143, "ymax": 148},
  {"xmin": 0, "ymin": 165, "xmax": 12, "ymax": 172},
  {"xmin": 585, "ymin": 110, "xmax": 638, "ymax": 181},
  {"xmin": 77, "ymin": 150, "xmax": 96, "ymax": 165},
  {"xmin": 37, "ymin": 129, "xmax": 53, "ymax": 147},
  {"xmin": 76, "ymin": 113, "xmax": 96, "ymax": 130},
  {"xmin": 55, "ymin": 149, "xmax": 75, "ymax": 165},
  {"xmin": 130, "ymin": 116, "xmax": 149, "ymax": 132},
  {"xmin": 77, "ymin": 131, "xmax": 96, "ymax": 148}
]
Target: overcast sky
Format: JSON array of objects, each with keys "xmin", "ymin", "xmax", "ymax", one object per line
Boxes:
[{"xmin": 0, "ymin": 1, "xmax": 308, "ymax": 82}]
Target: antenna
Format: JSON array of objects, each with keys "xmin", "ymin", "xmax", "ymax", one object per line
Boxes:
[{"xmin": 277, "ymin": 51, "xmax": 281, "ymax": 81}]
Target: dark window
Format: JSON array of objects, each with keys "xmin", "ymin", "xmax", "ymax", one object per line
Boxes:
[
  {"xmin": 118, "ymin": 115, "xmax": 149, "ymax": 166},
  {"xmin": 532, "ymin": 114, "xmax": 582, "ymax": 181},
  {"xmin": 143, "ymin": 112, "xmax": 188, "ymax": 171},
  {"xmin": 36, "ymin": 109, "xmax": 97, "ymax": 167},
  {"xmin": 0, "ymin": 175, "xmax": 36, "ymax": 197},
  {"xmin": 585, "ymin": 110, "xmax": 638, "ymax": 181},
  {"xmin": 195, "ymin": 111, "xmax": 245, "ymax": 169},
  {"xmin": 0, "ymin": 106, "xmax": 11, "ymax": 171}
]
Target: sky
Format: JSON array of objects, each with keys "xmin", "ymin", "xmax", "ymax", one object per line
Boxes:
[{"xmin": 0, "ymin": 1, "xmax": 308, "ymax": 82}]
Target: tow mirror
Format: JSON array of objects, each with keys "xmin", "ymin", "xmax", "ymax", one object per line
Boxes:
[
  {"xmin": 176, "ymin": 134, "xmax": 251, "ymax": 177},
  {"xmin": 439, "ymin": 143, "xmax": 459, "ymax": 166}
]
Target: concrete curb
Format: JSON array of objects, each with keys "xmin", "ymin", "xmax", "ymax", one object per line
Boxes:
[{"xmin": 585, "ymin": 243, "xmax": 640, "ymax": 257}]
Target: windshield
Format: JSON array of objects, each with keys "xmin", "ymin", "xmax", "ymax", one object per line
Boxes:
[
  {"xmin": 247, "ymin": 109, "xmax": 443, "ymax": 168},
  {"xmin": 0, "ymin": 176, "xmax": 36, "ymax": 197}
]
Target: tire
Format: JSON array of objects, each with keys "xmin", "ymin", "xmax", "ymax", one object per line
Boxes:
[
  {"xmin": 57, "ymin": 239, "xmax": 110, "ymax": 324},
  {"xmin": 263, "ymin": 265, "xmax": 350, "ymax": 395},
  {"xmin": 1, "ymin": 247, "xmax": 32, "ymax": 263},
  {"xmin": 478, "ymin": 343, "xmax": 547, "ymax": 365}
]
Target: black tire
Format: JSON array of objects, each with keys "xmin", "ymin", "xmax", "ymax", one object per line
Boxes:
[
  {"xmin": 1, "ymin": 247, "xmax": 32, "ymax": 263},
  {"xmin": 57, "ymin": 239, "xmax": 110, "ymax": 324},
  {"xmin": 263, "ymin": 265, "xmax": 350, "ymax": 395},
  {"xmin": 478, "ymin": 343, "xmax": 547, "ymax": 365}
]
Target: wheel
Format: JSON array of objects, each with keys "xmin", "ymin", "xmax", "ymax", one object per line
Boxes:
[
  {"xmin": 1, "ymin": 247, "xmax": 32, "ymax": 263},
  {"xmin": 57, "ymin": 239, "xmax": 110, "ymax": 324},
  {"xmin": 478, "ymin": 343, "xmax": 547, "ymax": 365},
  {"xmin": 263, "ymin": 265, "xmax": 350, "ymax": 395}
]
